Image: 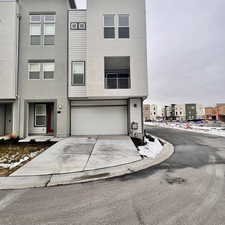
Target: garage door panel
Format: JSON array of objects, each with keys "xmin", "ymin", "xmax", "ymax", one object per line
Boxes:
[{"xmin": 71, "ymin": 106, "xmax": 127, "ymax": 135}]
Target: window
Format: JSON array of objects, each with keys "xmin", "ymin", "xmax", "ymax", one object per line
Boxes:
[
  {"xmin": 29, "ymin": 63, "xmax": 41, "ymax": 79},
  {"xmin": 43, "ymin": 15, "xmax": 55, "ymax": 45},
  {"xmin": 104, "ymin": 15, "xmax": 115, "ymax": 38},
  {"xmin": 35, "ymin": 104, "xmax": 46, "ymax": 127},
  {"xmin": 30, "ymin": 14, "xmax": 55, "ymax": 46},
  {"xmin": 70, "ymin": 22, "xmax": 86, "ymax": 30},
  {"xmin": 70, "ymin": 22, "xmax": 78, "ymax": 30},
  {"xmin": 79, "ymin": 22, "xmax": 86, "ymax": 30},
  {"xmin": 28, "ymin": 61, "xmax": 54, "ymax": 80},
  {"xmin": 118, "ymin": 14, "xmax": 129, "ymax": 38},
  {"xmin": 30, "ymin": 15, "xmax": 41, "ymax": 45},
  {"xmin": 72, "ymin": 61, "xmax": 85, "ymax": 86},
  {"xmin": 104, "ymin": 57, "xmax": 130, "ymax": 89},
  {"xmin": 43, "ymin": 63, "xmax": 55, "ymax": 79}
]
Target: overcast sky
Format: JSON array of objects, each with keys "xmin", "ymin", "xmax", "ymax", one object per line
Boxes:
[{"xmin": 75, "ymin": 0, "xmax": 225, "ymax": 106}]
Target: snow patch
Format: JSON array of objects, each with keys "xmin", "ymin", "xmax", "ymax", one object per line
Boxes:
[
  {"xmin": 138, "ymin": 138, "xmax": 163, "ymax": 158},
  {"xmin": 146, "ymin": 122, "xmax": 225, "ymax": 137},
  {"xmin": 0, "ymin": 151, "xmax": 42, "ymax": 170}
]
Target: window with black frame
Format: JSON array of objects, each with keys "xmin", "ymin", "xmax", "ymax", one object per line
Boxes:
[{"xmin": 104, "ymin": 57, "xmax": 130, "ymax": 89}]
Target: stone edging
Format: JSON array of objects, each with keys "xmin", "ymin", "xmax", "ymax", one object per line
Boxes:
[{"xmin": 0, "ymin": 137, "xmax": 174, "ymax": 190}]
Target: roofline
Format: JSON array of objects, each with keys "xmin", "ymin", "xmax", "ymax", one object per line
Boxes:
[{"xmin": 69, "ymin": 0, "xmax": 76, "ymax": 9}]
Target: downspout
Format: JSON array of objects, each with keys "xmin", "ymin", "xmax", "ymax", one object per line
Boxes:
[{"xmin": 16, "ymin": 3, "xmax": 21, "ymax": 137}]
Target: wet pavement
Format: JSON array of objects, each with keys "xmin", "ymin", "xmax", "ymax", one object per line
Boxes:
[
  {"xmin": 0, "ymin": 127, "xmax": 225, "ymax": 225},
  {"xmin": 12, "ymin": 136, "xmax": 141, "ymax": 176}
]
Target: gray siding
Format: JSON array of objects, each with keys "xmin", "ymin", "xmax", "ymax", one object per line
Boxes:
[
  {"xmin": 0, "ymin": 0, "xmax": 18, "ymax": 99},
  {"xmin": 18, "ymin": 0, "xmax": 70, "ymax": 137}
]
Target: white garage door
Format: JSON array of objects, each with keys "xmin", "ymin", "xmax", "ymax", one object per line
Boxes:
[{"xmin": 71, "ymin": 106, "xmax": 127, "ymax": 135}]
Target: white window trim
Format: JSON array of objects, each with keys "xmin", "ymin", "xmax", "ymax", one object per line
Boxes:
[
  {"xmin": 30, "ymin": 14, "xmax": 56, "ymax": 46},
  {"xmin": 43, "ymin": 62, "xmax": 55, "ymax": 80},
  {"xmin": 34, "ymin": 104, "xmax": 47, "ymax": 127},
  {"xmin": 44, "ymin": 15, "xmax": 56, "ymax": 23},
  {"xmin": 118, "ymin": 14, "xmax": 130, "ymax": 39},
  {"xmin": 71, "ymin": 61, "xmax": 85, "ymax": 86},
  {"xmin": 103, "ymin": 14, "xmax": 130, "ymax": 39},
  {"xmin": 103, "ymin": 14, "xmax": 116, "ymax": 39},
  {"xmin": 43, "ymin": 23, "xmax": 56, "ymax": 36},
  {"xmin": 28, "ymin": 62, "xmax": 55, "ymax": 80},
  {"xmin": 118, "ymin": 14, "xmax": 130, "ymax": 27},
  {"xmin": 28, "ymin": 63, "xmax": 41, "ymax": 80}
]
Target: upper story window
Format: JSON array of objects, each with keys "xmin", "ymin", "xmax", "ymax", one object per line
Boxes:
[
  {"xmin": 30, "ymin": 14, "xmax": 56, "ymax": 46},
  {"xmin": 104, "ymin": 15, "xmax": 115, "ymax": 39},
  {"xmin": 28, "ymin": 61, "xmax": 55, "ymax": 80},
  {"xmin": 104, "ymin": 14, "xmax": 130, "ymax": 39},
  {"xmin": 72, "ymin": 61, "xmax": 85, "ymax": 86},
  {"xmin": 70, "ymin": 22, "xmax": 86, "ymax": 30},
  {"xmin": 43, "ymin": 63, "xmax": 55, "ymax": 79},
  {"xmin": 29, "ymin": 63, "xmax": 41, "ymax": 80},
  {"xmin": 104, "ymin": 56, "xmax": 130, "ymax": 89},
  {"xmin": 118, "ymin": 14, "xmax": 130, "ymax": 38}
]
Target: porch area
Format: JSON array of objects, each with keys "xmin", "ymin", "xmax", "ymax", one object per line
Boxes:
[
  {"xmin": 0, "ymin": 103, "xmax": 13, "ymax": 136},
  {"xmin": 28, "ymin": 103, "xmax": 55, "ymax": 136}
]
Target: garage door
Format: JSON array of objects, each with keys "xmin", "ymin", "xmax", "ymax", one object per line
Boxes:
[{"xmin": 71, "ymin": 106, "xmax": 127, "ymax": 135}]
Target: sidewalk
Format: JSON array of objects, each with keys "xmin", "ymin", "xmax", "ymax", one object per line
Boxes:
[
  {"xmin": 0, "ymin": 136, "xmax": 174, "ymax": 190},
  {"xmin": 12, "ymin": 136, "xmax": 141, "ymax": 176}
]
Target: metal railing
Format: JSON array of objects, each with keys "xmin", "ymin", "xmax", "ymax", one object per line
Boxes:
[{"xmin": 105, "ymin": 76, "xmax": 130, "ymax": 89}]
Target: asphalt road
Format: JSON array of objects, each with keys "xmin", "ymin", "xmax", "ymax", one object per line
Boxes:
[{"xmin": 0, "ymin": 127, "xmax": 225, "ymax": 225}]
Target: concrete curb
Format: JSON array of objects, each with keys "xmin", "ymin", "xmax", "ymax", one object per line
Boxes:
[{"xmin": 0, "ymin": 137, "xmax": 174, "ymax": 190}]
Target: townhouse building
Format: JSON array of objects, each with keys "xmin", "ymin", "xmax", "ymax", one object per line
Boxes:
[
  {"xmin": 0, "ymin": 0, "xmax": 19, "ymax": 136},
  {"xmin": 185, "ymin": 104, "xmax": 205, "ymax": 121},
  {"xmin": 0, "ymin": 0, "xmax": 148, "ymax": 139}
]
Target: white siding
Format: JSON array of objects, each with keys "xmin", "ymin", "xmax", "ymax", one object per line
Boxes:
[
  {"xmin": 68, "ymin": 10, "xmax": 87, "ymax": 98},
  {"xmin": 86, "ymin": 0, "xmax": 148, "ymax": 98},
  {"xmin": 0, "ymin": 0, "xmax": 18, "ymax": 99}
]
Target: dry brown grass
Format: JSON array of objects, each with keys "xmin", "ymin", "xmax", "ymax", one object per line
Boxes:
[{"xmin": 0, "ymin": 142, "xmax": 54, "ymax": 176}]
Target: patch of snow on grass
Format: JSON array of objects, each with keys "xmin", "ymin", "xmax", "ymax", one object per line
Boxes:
[
  {"xmin": 0, "ymin": 150, "xmax": 42, "ymax": 170},
  {"xmin": 138, "ymin": 138, "xmax": 163, "ymax": 158}
]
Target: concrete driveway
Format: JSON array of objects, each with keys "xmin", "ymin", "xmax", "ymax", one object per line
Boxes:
[{"xmin": 12, "ymin": 136, "xmax": 141, "ymax": 176}]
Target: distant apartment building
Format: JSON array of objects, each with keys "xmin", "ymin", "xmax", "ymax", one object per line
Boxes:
[
  {"xmin": 185, "ymin": 104, "xmax": 205, "ymax": 120},
  {"xmin": 171, "ymin": 104, "xmax": 186, "ymax": 121},
  {"xmin": 146, "ymin": 103, "xmax": 205, "ymax": 121},
  {"xmin": 144, "ymin": 104, "xmax": 164, "ymax": 121},
  {"xmin": 205, "ymin": 104, "xmax": 225, "ymax": 122}
]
